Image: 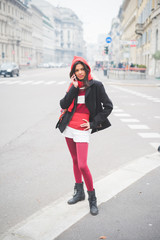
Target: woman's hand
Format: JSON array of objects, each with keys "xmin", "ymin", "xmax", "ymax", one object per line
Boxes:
[
  {"xmin": 80, "ymin": 119, "xmax": 90, "ymax": 131},
  {"xmin": 71, "ymin": 74, "xmax": 78, "ymax": 88}
]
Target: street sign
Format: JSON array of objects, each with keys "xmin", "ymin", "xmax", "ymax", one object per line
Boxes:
[{"xmin": 106, "ymin": 37, "xmax": 112, "ymax": 43}]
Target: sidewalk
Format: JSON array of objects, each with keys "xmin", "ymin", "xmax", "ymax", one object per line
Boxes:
[
  {"xmin": 1, "ymin": 152, "xmax": 160, "ymax": 240},
  {"xmin": 55, "ymin": 162, "xmax": 160, "ymax": 240},
  {"xmin": 93, "ymin": 70, "xmax": 160, "ymax": 87}
]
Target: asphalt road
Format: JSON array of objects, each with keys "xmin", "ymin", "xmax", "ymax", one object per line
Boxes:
[{"xmin": 0, "ymin": 68, "xmax": 159, "ymax": 238}]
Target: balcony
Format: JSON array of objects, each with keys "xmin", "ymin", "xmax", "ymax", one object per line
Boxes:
[{"xmin": 135, "ymin": 23, "xmax": 144, "ymax": 36}]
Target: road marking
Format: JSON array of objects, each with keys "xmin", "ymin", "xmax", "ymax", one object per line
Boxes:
[
  {"xmin": 127, "ymin": 124, "xmax": 150, "ymax": 129},
  {"xmin": 3, "ymin": 81, "xmax": 13, "ymax": 85},
  {"xmin": 0, "ymin": 81, "xmax": 20, "ymax": 85},
  {"xmin": 19, "ymin": 81, "xmax": 33, "ymax": 85},
  {"xmin": 138, "ymin": 133, "xmax": 160, "ymax": 138},
  {"xmin": 45, "ymin": 81, "xmax": 56, "ymax": 85},
  {"xmin": 113, "ymin": 109, "xmax": 124, "ymax": 113},
  {"xmin": 150, "ymin": 143, "xmax": 160, "ymax": 150},
  {"xmin": 57, "ymin": 81, "xmax": 67, "ymax": 85},
  {"xmin": 112, "ymin": 86, "xmax": 160, "ymax": 103},
  {"xmin": 31, "ymin": 81, "xmax": 44, "ymax": 85},
  {"xmin": 2, "ymin": 152, "xmax": 160, "ymax": 240},
  {"xmin": 0, "ymin": 81, "xmax": 6, "ymax": 84},
  {"xmin": 114, "ymin": 113, "xmax": 131, "ymax": 117},
  {"xmin": 154, "ymin": 116, "xmax": 160, "ymax": 119},
  {"xmin": 120, "ymin": 118, "xmax": 140, "ymax": 123}
]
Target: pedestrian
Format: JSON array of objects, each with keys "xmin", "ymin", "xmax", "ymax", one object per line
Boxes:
[{"xmin": 56, "ymin": 56, "xmax": 113, "ymax": 215}]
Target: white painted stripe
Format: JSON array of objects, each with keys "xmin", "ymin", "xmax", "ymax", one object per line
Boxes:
[
  {"xmin": 113, "ymin": 109, "xmax": 124, "ymax": 113},
  {"xmin": 45, "ymin": 81, "xmax": 56, "ymax": 85},
  {"xmin": 57, "ymin": 81, "xmax": 67, "ymax": 85},
  {"xmin": 128, "ymin": 124, "xmax": 150, "ymax": 130},
  {"xmin": 4, "ymin": 81, "xmax": 20, "ymax": 85},
  {"xmin": 0, "ymin": 81, "xmax": 7, "ymax": 84},
  {"xmin": 150, "ymin": 143, "xmax": 160, "ymax": 150},
  {"xmin": 114, "ymin": 113, "xmax": 131, "ymax": 117},
  {"xmin": 19, "ymin": 81, "xmax": 33, "ymax": 85},
  {"xmin": 3, "ymin": 81, "xmax": 12, "ymax": 85},
  {"xmin": 138, "ymin": 133, "xmax": 160, "ymax": 138},
  {"xmin": 2, "ymin": 153, "xmax": 160, "ymax": 240},
  {"xmin": 154, "ymin": 116, "xmax": 160, "ymax": 119},
  {"xmin": 120, "ymin": 118, "xmax": 140, "ymax": 123},
  {"xmin": 112, "ymin": 86, "xmax": 160, "ymax": 103},
  {"xmin": 31, "ymin": 81, "xmax": 43, "ymax": 85}
]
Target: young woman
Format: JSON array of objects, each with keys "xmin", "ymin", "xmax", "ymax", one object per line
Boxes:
[{"xmin": 56, "ymin": 56, "xmax": 113, "ymax": 215}]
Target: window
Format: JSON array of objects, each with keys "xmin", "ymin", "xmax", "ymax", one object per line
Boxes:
[
  {"xmin": 156, "ymin": 29, "xmax": 158, "ymax": 51},
  {"xmin": 3, "ymin": 2, "xmax": 5, "ymax": 11}
]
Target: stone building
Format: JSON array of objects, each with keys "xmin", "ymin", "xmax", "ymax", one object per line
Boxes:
[
  {"xmin": 0, "ymin": 0, "xmax": 85, "ymax": 67},
  {"xmin": 149, "ymin": 0, "xmax": 160, "ymax": 76},
  {"xmin": 115, "ymin": 0, "xmax": 160, "ymax": 76},
  {"xmin": 109, "ymin": 17, "xmax": 121, "ymax": 67},
  {"xmin": 32, "ymin": 0, "xmax": 85, "ymax": 64},
  {"xmin": 119, "ymin": 0, "xmax": 137, "ymax": 65},
  {"xmin": 0, "ymin": 0, "xmax": 32, "ymax": 65},
  {"xmin": 30, "ymin": 4, "xmax": 43, "ymax": 67}
]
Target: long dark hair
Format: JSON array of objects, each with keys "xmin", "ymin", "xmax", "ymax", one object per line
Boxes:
[{"xmin": 69, "ymin": 61, "xmax": 90, "ymax": 88}]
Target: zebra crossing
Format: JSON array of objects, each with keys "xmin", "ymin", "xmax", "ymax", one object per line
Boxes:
[
  {"xmin": 0, "ymin": 79, "xmax": 67, "ymax": 86},
  {"xmin": 113, "ymin": 106, "xmax": 160, "ymax": 151}
]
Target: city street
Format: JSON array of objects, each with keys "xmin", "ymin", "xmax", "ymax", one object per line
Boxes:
[{"xmin": 0, "ymin": 68, "xmax": 160, "ymax": 239}]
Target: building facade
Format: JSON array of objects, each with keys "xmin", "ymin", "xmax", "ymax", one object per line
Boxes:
[
  {"xmin": 31, "ymin": 4, "xmax": 43, "ymax": 67},
  {"xmin": 0, "ymin": 0, "xmax": 85, "ymax": 67},
  {"xmin": 0, "ymin": 0, "xmax": 32, "ymax": 66},
  {"xmin": 112, "ymin": 0, "xmax": 160, "ymax": 76},
  {"xmin": 32, "ymin": 0, "xmax": 85, "ymax": 64},
  {"xmin": 109, "ymin": 18, "xmax": 121, "ymax": 67},
  {"xmin": 119, "ymin": 0, "xmax": 137, "ymax": 65}
]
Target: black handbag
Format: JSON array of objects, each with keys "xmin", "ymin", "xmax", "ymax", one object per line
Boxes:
[{"xmin": 55, "ymin": 109, "xmax": 67, "ymax": 129}]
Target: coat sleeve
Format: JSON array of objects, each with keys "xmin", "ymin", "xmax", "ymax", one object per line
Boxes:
[
  {"xmin": 90, "ymin": 83, "xmax": 113, "ymax": 129},
  {"xmin": 60, "ymin": 85, "xmax": 79, "ymax": 109}
]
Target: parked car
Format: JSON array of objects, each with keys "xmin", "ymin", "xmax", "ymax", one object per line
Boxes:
[{"xmin": 0, "ymin": 63, "xmax": 19, "ymax": 77}]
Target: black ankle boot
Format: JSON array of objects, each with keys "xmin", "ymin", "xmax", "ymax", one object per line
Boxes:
[
  {"xmin": 87, "ymin": 189, "xmax": 99, "ymax": 215},
  {"xmin": 68, "ymin": 182, "xmax": 85, "ymax": 204}
]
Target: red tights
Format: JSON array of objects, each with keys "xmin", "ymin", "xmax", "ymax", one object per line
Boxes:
[{"xmin": 65, "ymin": 137, "xmax": 93, "ymax": 191}]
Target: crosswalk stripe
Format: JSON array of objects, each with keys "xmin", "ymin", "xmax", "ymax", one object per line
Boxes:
[
  {"xmin": 57, "ymin": 81, "xmax": 67, "ymax": 85},
  {"xmin": 120, "ymin": 118, "xmax": 140, "ymax": 123},
  {"xmin": 138, "ymin": 133, "xmax": 160, "ymax": 138},
  {"xmin": 127, "ymin": 124, "xmax": 150, "ymax": 129},
  {"xmin": 19, "ymin": 81, "xmax": 33, "ymax": 85},
  {"xmin": 45, "ymin": 81, "xmax": 56, "ymax": 85},
  {"xmin": 31, "ymin": 81, "xmax": 44, "ymax": 85},
  {"xmin": 114, "ymin": 113, "xmax": 131, "ymax": 117}
]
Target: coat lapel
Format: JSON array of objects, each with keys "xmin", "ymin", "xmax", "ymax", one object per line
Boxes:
[{"xmin": 85, "ymin": 80, "xmax": 94, "ymax": 99}]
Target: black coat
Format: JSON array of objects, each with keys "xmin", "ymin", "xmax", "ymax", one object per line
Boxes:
[{"xmin": 56, "ymin": 79, "xmax": 113, "ymax": 134}]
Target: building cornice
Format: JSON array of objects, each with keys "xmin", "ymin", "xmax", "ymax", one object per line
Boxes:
[{"xmin": 151, "ymin": 6, "xmax": 160, "ymax": 19}]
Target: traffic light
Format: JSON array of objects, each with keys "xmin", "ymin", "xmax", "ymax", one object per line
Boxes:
[{"xmin": 104, "ymin": 46, "xmax": 109, "ymax": 54}]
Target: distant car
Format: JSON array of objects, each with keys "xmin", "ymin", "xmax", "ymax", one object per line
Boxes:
[{"xmin": 0, "ymin": 63, "xmax": 19, "ymax": 77}]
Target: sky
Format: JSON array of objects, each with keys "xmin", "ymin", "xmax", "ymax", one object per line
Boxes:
[{"xmin": 46, "ymin": 0, "xmax": 123, "ymax": 44}]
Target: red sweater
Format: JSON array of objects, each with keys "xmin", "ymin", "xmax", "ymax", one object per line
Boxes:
[{"xmin": 68, "ymin": 88, "xmax": 90, "ymax": 130}]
